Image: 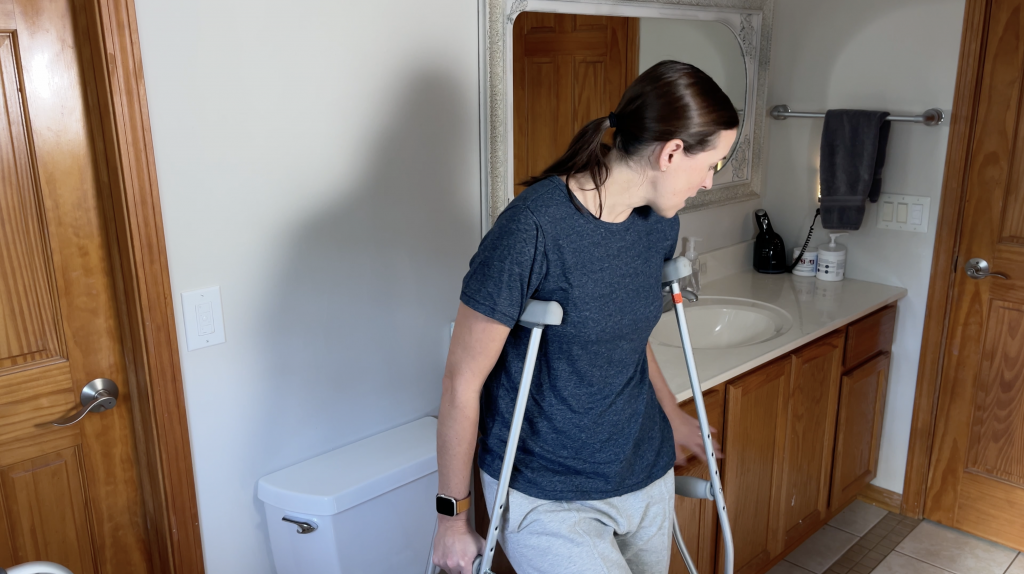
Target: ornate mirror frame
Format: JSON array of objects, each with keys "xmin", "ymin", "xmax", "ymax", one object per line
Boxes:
[{"xmin": 478, "ymin": 0, "xmax": 774, "ymax": 229}]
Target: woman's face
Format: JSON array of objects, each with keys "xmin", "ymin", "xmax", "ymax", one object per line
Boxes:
[{"xmin": 648, "ymin": 129, "xmax": 738, "ymax": 218}]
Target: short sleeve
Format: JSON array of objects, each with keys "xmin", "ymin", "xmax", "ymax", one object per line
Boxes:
[
  {"xmin": 664, "ymin": 216, "xmax": 681, "ymax": 261},
  {"xmin": 460, "ymin": 205, "xmax": 547, "ymax": 328}
]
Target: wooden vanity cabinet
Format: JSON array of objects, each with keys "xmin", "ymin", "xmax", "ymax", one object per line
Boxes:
[
  {"xmin": 719, "ymin": 358, "xmax": 791, "ymax": 574},
  {"xmin": 830, "ymin": 352, "xmax": 890, "ymax": 509},
  {"xmin": 670, "ymin": 389, "xmax": 725, "ymax": 574},
  {"xmin": 776, "ymin": 331, "xmax": 844, "ymax": 549}
]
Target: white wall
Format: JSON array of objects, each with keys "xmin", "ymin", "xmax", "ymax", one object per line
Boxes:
[
  {"xmin": 763, "ymin": 0, "xmax": 965, "ymax": 492},
  {"xmin": 134, "ymin": 1, "xmax": 481, "ymax": 571}
]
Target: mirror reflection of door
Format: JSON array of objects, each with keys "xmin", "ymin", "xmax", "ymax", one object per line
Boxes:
[
  {"xmin": 512, "ymin": 13, "xmax": 748, "ymax": 198},
  {"xmin": 512, "ymin": 13, "xmax": 640, "ymax": 196}
]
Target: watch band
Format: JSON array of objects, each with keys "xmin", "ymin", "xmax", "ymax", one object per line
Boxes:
[{"xmin": 455, "ymin": 495, "xmax": 471, "ymax": 514}]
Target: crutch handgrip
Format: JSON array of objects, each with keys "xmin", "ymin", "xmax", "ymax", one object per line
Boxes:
[{"xmin": 675, "ymin": 476, "xmax": 714, "ymax": 500}]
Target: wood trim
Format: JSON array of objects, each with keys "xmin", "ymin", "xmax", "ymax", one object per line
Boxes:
[
  {"xmin": 901, "ymin": 0, "xmax": 991, "ymax": 519},
  {"xmin": 80, "ymin": 0, "xmax": 204, "ymax": 572},
  {"xmin": 859, "ymin": 484, "xmax": 903, "ymax": 515},
  {"xmin": 626, "ymin": 17, "xmax": 640, "ymax": 82}
]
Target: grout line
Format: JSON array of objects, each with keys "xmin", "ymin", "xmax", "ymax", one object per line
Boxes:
[
  {"xmin": 999, "ymin": 552, "xmax": 1020, "ymax": 574},
  {"xmin": 889, "ymin": 550, "xmax": 960, "ymax": 574}
]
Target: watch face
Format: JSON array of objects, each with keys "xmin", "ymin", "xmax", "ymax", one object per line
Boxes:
[{"xmin": 436, "ymin": 495, "xmax": 456, "ymax": 516}]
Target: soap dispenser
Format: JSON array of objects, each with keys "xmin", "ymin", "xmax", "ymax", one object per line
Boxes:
[
  {"xmin": 816, "ymin": 233, "xmax": 848, "ymax": 282},
  {"xmin": 684, "ymin": 237, "xmax": 702, "ymax": 293}
]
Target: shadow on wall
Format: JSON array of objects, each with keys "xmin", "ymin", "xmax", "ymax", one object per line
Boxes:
[{"xmin": 246, "ymin": 72, "xmax": 477, "ymax": 562}]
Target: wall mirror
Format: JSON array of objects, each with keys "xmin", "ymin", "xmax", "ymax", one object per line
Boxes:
[{"xmin": 479, "ymin": 0, "xmax": 774, "ymax": 228}]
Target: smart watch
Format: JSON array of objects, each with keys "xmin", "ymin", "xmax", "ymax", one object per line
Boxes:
[{"xmin": 436, "ymin": 493, "xmax": 471, "ymax": 517}]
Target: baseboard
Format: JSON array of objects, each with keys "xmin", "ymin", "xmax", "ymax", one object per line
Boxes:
[{"xmin": 858, "ymin": 483, "xmax": 903, "ymax": 514}]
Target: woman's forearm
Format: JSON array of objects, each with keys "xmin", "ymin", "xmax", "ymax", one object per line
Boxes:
[
  {"xmin": 436, "ymin": 303, "xmax": 511, "ymax": 524},
  {"xmin": 436, "ymin": 379, "xmax": 482, "ymax": 514}
]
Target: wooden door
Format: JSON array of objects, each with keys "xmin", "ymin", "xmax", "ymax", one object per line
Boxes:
[
  {"xmin": 512, "ymin": 12, "xmax": 639, "ymax": 195},
  {"xmin": 0, "ymin": 0, "xmax": 150, "ymax": 571},
  {"xmin": 670, "ymin": 388, "xmax": 724, "ymax": 574},
  {"xmin": 777, "ymin": 332, "xmax": 844, "ymax": 549},
  {"xmin": 924, "ymin": 0, "xmax": 1024, "ymax": 549},
  {"xmin": 831, "ymin": 353, "xmax": 889, "ymax": 509},
  {"xmin": 721, "ymin": 359, "xmax": 789, "ymax": 574}
]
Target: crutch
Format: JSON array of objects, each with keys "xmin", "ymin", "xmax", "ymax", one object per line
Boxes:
[
  {"xmin": 663, "ymin": 256, "xmax": 735, "ymax": 574},
  {"xmin": 427, "ymin": 299, "xmax": 564, "ymax": 574}
]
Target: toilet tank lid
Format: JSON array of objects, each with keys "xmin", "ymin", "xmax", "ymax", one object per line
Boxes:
[{"xmin": 257, "ymin": 417, "xmax": 438, "ymax": 516}]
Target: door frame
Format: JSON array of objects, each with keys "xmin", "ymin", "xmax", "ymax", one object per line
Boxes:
[
  {"xmin": 901, "ymin": 0, "xmax": 990, "ymax": 518},
  {"xmin": 75, "ymin": 0, "xmax": 203, "ymax": 572}
]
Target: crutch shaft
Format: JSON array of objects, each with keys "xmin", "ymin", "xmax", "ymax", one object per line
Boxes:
[{"xmin": 670, "ymin": 281, "xmax": 735, "ymax": 574}]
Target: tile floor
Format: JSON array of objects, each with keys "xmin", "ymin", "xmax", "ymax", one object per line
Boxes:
[{"xmin": 768, "ymin": 500, "xmax": 1022, "ymax": 574}]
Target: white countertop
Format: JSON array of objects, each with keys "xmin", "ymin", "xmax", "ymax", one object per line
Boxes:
[{"xmin": 652, "ymin": 271, "xmax": 908, "ymax": 403}]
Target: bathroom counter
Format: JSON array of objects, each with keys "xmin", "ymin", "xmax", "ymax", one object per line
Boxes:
[{"xmin": 651, "ymin": 271, "xmax": 908, "ymax": 403}]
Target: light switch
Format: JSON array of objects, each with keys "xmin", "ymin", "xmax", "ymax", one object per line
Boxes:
[
  {"xmin": 181, "ymin": 287, "xmax": 226, "ymax": 351},
  {"xmin": 909, "ymin": 203, "xmax": 924, "ymax": 226},
  {"xmin": 881, "ymin": 202, "xmax": 895, "ymax": 222},
  {"xmin": 877, "ymin": 194, "xmax": 931, "ymax": 232},
  {"xmin": 896, "ymin": 203, "xmax": 909, "ymax": 224}
]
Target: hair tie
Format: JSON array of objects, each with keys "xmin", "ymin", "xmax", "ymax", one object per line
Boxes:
[{"xmin": 608, "ymin": 112, "xmax": 618, "ymax": 128}]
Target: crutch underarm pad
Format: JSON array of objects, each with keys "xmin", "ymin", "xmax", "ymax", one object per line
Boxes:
[
  {"xmin": 518, "ymin": 300, "xmax": 564, "ymax": 327},
  {"xmin": 662, "ymin": 257, "xmax": 693, "ymax": 283},
  {"xmin": 675, "ymin": 476, "xmax": 714, "ymax": 500}
]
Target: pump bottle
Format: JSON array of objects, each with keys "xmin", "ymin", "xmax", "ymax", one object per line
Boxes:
[{"xmin": 816, "ymin": 233, "xmax": 848, "ymax": 282}]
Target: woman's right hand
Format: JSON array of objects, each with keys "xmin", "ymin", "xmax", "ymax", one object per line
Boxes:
[{"xmin": 432, "ymin": 515, "xmax": 484, "ymax": 574}]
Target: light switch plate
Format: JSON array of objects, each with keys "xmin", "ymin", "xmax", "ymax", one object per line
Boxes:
[
  {"xmin": 181, "ymin": 287, "xmax": 226, "ymax": 351},
  {"xmin": 877, "ymin": 194, "xmax": 930, "ymax": 232}
]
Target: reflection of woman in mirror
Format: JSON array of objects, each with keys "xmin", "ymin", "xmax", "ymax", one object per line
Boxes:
[{"xmin": 434, "ymin": 61, "xmax": 739, "ymax": 574}]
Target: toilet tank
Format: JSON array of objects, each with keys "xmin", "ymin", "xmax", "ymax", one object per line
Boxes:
[{"xmin": 257, "ymin": 417, "xmax": 438, "ymax": 574}]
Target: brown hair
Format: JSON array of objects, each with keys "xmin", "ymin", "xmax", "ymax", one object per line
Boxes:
[{"xmin": 523, "ymin": 61, "xmax": 740, "ymax": 216}]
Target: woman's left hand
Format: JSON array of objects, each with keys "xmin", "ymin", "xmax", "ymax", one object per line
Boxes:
[{"xmin": 670, "ymin": 411, "xmax": 722, "ymax": 466}]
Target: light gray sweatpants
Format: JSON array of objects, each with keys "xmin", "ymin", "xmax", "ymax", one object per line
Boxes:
[{"xmin": 480, "ymin": 470, "xmax": 675, "ymax": 574}]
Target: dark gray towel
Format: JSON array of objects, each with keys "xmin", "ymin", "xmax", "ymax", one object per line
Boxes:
[{"xmin": 819, "ymin": 109, "xmax": 891, "ymax": 230}]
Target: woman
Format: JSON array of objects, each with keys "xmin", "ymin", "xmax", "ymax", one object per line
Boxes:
[{"xmin": 433, "ymin": 61, "xmax": 739, "ymax": 574}]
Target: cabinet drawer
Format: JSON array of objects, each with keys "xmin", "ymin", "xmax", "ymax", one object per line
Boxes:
[{"xmin": 844, "ymin": 305, "xmax": 896, "ymax": 370}]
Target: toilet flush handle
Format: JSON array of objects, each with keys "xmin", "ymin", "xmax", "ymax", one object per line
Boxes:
[{"xmin": 282, "ymin": 516, "xmax": 317, "ymax": 534}]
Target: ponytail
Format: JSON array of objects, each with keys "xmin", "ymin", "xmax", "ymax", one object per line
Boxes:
[{"xmin": 521, "ymin": 61, "xmax": 740, "ymax": 217}]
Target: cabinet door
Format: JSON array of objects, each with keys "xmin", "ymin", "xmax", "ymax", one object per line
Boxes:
[
  {"xmin": 670, "ymin": 388, "xmax": 725, "ymax": 574},
  {"xmin": 831, "ymin": 353, "xmax": 890, "ymax": 509},
  {"xmin": 721, "ymin": 359, "xmax": 791, "ymax": 574},
  {"xmin": 777, "ymin": 332, "xmax": 845, "ymax": 549}
]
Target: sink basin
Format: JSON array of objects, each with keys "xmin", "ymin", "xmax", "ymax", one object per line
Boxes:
[{"xmin": 651, "ymin": 297, "xmax": 793, "ymax": 350}]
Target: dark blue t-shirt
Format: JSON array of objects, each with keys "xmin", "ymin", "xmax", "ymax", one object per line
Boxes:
[{"xmin": 460, "ymin": 176, "xmax": 679, "ymax": 501}]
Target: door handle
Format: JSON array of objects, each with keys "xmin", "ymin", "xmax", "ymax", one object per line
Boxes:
[
  {"xmin": 965, "ymin": 258, "xmax": 1009, "ymax": 280},
  {"xmin": 50, "ymin": 378, "xmax": 119, "ymax": 427}
]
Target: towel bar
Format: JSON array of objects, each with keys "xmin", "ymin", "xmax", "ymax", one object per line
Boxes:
[{"xmin": 770, "ymin": 104, "xmax": 945, "ymax": 126}]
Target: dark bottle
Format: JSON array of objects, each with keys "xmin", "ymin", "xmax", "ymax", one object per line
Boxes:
[{"xmin": 753, "ymin": 209, "xmax": 787, "ymax": 274}]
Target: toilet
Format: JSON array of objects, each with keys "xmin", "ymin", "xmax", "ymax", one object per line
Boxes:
[{"xmin": 257, "ymin": 417, "xmax": 438, "ymax": 573}]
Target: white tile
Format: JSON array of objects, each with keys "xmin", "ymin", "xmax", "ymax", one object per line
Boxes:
[
  {"xmin": 828, "ymin": 500, "xmax": 888, "ymax": 536},
  {"xmin": 873, "ymin": 552, "xmax": 953, "ymax": 574},
  {"xmin": 784, "ymin": 525, "xmax": 859, "ymax": 574},
  {"xmin": 896, "ymin": 521, "xmax": 1017, "ymax": 574},
  {"xmin": 766, "ymin": 561, "xmax": 815, "ymax": 574},
  {"xmin": 1005, "ymin": 553, "xmax": 1024, "ymax": 574}
]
